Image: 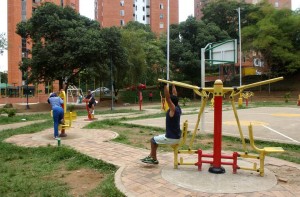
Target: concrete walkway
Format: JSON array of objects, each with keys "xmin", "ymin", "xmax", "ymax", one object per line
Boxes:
[{"xmin": 3, "ymin": 108, "xmax": 300, "ymax": 196}]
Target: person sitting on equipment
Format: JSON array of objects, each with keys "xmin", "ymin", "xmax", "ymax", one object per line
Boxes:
[
  {"xmin": 85, "ymin": 90, "xmax": 96, "ymax": 115},
  {"xmin": 141, "ymin": 84, "xmax": 182, "ymax": 164}
]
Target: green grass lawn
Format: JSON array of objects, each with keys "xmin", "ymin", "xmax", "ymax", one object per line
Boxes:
[
  {"xmin": 1, "ymin": 104, "xmax": 299, "ymax": 196},
  {"xmin": 0, "ymin": 119, "xmax": 125, "ymax": 196}
]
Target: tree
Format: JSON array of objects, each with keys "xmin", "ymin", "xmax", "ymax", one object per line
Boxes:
[
  {"xmin": 121, "ymin": 29, "xmax": 147, "ymax": 86},
  {"xmin": 164, "ymin": 17, "xmax": 230, "ymax": 85},
  {"xmin": 242, "ymin": 3, "xmax": 300, "ymax": 75},
  {"xmin": 201, "ymin": 0, "xmax": 256, "ymax": 40},
  {"xmin": 0, "ymin": 33, "xmax": 7, "ymax": 53},
  {"xmin": 99, "ymin": 27, "xmax": 127, "ymax": 94},
  {"xmin": 16, "ymin": 3, "xmax": 108, "ymax": 90},
  {"xmin": 121, "ymin": 22, "xmax": 165, "ymax": 86}
]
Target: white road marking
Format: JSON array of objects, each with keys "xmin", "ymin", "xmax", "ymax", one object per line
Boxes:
[{"xmin": 262, "ymin": 125, "xmax": 300, "ymax": 143}]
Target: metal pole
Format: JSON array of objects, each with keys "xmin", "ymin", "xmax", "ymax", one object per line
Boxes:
[
  {"xmin": 201, "ymin": 48, "xmax": 206, "ymax": 133},
  {"xmin": 167, "ymin": 0, "xmax": 170, "ymax": 80},
  {"xmin": 238, "ymin": 7, "xmax": 242, "ymax": 86},
  {"xmin": 110, "ymin": 55, "xmax": 114, "ymax": 111},
  {"xmin": 25, "ymin": 50, "xmax": 30, "ymax": 109},
  {"xmin": 0, "ymin": 54, "xmax": 2, "ymax": 98}
]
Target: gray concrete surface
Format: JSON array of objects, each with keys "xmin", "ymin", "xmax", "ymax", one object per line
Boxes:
[{"xmin": 127, "ymin": 107, "xmax": 300, "ymax": 145}]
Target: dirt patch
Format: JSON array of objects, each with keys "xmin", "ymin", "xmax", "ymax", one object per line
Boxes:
[
  {"xmin": 54, "ymin": 168, "xmax": 105, "ymax": 196},
  {"xmin": 266, "ymin": 165, "xmax": 300, "ymax": 186}
]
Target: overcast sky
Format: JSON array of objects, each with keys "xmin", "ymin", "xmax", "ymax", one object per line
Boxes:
[{"xmin": 1, "ymin": 0, "xmax": 300, "ymax": 72}]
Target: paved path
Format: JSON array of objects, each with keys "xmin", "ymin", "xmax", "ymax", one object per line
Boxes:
[{"xmin": 3, "ymin": 108, "xmax": 300, "ymax": 196}]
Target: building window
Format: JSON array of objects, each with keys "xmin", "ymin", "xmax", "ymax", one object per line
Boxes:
[
  {"xmin": 120, "ymin": 0, "xmax": 124, "ymax": 6},
  {"xmin": 159, "ymin": 3, "xmax": 163, "ymax": 9},
  {"xmin": 120, "ymin": 20, "xmax": 125, "ymax": 26},
  {"xmin": 160, "ymin": 22, "xmax": 164, "ymax": 29},
  {"xmin": 143, "ymin": 15, "xmax": 145, "ymax": 21},
  {"xmin": 136, "ymin": 5, "xmax": 137, "ymax": 11},
  {"xmin": 160, "ymin": 14, "xmax": 163, "ymax": 19},
  {"xmin": 21, "ymin": 0, "xmax": 27, "ymax": 21},
  {"xmin": 143, "ymin": 7, "xmax": 145, "ymax": 11},
  {"xmin": 120, "ymin": 10, "xmax": 125, "ymax": 16}
]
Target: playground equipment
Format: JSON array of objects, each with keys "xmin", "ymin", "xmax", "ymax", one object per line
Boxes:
[
  {"xmin": 239, "ymin": 91, "xmax": 254, "ymax": 107},
  {"xmin": 58, "ymin": 90, "xmax": 77, "ymax": 137},
  {"xmin": 82, "ymin": 98, "xmax": 97, "ymax": 121},
  {"xmin": 158, "ymin": 77, "xmax": 285, "ymax": 176},
  {"xmin": 66, "ymin": 85, "xmax": 83, "ymax": 104},
  {"xmin": 160, "ymin": 92, "xmax": 169, "ymax": 112}
]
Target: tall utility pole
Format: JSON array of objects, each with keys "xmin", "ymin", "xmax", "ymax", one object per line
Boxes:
[
  {"xmin": 237, "ymin": 7, "xmax": 242, "ymax": 86},
  {"xmin": 167, "ymin": 0, "xmax": 170, "ymax": 80}
]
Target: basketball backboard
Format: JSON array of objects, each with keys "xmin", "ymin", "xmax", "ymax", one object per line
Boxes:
[{"xmin": 207, "ymin": 39, "xmax": 237, "ymax": 65}]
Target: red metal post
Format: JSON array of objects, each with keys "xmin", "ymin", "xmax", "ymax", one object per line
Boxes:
[
  {"xmin": 139, "ymin": 91, "xmax": 143, "ymax": 111},
  {"xmin": 197, "ymin": 149, "xmax": 203, "ymax": 171},
  {"xmin": 209, "ymin": 80, "xmax": 225, "ymax": 174}
]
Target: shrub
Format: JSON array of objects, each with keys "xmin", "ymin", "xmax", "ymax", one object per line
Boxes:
[
  {"xmin": 0, "ymin": 108, "xmax": 16, "ymax": 117},
  {"xmin": 284, "ymin": 92, "xmax": 291, "ymax": 103},
  {"xmin": 181, "ymin": 97, "xmax": 191, "ymax": 106},
  {"xmin": 67, "ymin": 104, "xmax": 75, "ymax": 112}
]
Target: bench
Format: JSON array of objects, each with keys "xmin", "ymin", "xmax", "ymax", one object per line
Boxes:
[
  {"xmin": 171, "ymin": 120, "xmax": 188, "ymax": 169},
  {"xmin": 248, "ymin": 124, "xmax": 285, "ymax": 176}
]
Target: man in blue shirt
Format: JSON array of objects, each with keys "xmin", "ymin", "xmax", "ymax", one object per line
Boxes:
[
  {"xmin": 48, "ymin": 93, "xmax": 64, "ymax": 139},
  {"xmin": 141, "ymin": 84, "xmax": 181, "ymax": 164}
]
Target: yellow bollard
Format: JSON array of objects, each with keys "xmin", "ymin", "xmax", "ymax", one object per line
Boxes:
[{"xmin": 238, "ymin": 97, "xmax": 243, "ymax": 107}]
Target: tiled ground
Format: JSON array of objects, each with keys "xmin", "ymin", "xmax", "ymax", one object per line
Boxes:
[{"xmin": 3, "ymin": 110, "xmax": 300, "ymax": 197}]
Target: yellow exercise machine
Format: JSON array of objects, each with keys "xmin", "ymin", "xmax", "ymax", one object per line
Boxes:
[
  {"xmin": 51, "ymin": 90, "xmax": 77, "ymax": 137},
  {"xmin": 158, "ymin": 77, "xmax": 285, "ymax": 176}
]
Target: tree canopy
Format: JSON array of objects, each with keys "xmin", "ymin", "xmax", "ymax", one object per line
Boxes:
[
  {"xmin": 0, "ymin": 32, "xmax": 7, "ymax": 53},
  {"xmin": 165, "ymin": 17, "xmax": 230, "ymax": 85},
  {"xmin": 201, "ymin": 0, "xmax": 256, "ymax": 40},
  {"xmin": 16, "ymin": 3, "xmax": 109, "ymax": 89},
  {"xmin": 242, "ymin": 3, "xmax": 300, "ymax": 75}
]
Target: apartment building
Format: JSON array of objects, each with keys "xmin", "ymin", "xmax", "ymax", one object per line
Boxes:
[
  {"xmin": 7, "ymin": 0, "xmax": 79, "ymax": 90},
  {"xmin": 194, "ymin": 0, "xmax": 291, "ymax": 20},
  {"xmin": 95, "ymin": 0, "xmax": 179, "ymax": 34}
]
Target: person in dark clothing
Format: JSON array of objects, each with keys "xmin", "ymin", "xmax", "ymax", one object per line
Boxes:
[
  {"xmin": 85, "ymin": 90, "xmax": 96, "ymax": 114},
  {"xmin": 141, "ymin": 84, "xmax": 181, "ymax": 164}
]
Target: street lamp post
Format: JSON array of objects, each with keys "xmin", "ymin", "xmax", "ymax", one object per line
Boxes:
[
  {"xmin": 110, "ymin": 55, "xmax": 114, "ymax": 111},
  {"xmin": 237, "ymin": 7, "xmax": 242, "ymax": 86},
  {"xmin": 0, "ymin": 50, "xmax": 3, "ymax": 97},
  {"xmin": 24, "ymin": 50, "xmax": 30, "ymax": 109}
]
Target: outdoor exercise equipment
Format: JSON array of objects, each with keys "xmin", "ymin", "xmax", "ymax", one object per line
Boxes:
[
  {"xmin": 82, "ymin": 98, "xmax": 97, "ymax": 121},
  {"xmin": 241, "ymin": 91, "xmax": 254, "ymax": 107},
  {"xmin": 158, "ymin": 77, "xmax": 285, "ymax": 176},
  {"xmin": 51, "ymin": 90, "xmax": 77, "ymax": 137},
  {"xmin": 160, "ymin": 92, "xmax": 169, "ymax": 112}
]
